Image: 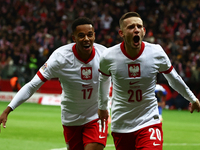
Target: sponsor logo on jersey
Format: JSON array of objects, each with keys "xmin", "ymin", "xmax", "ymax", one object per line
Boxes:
[
  {"xmin": 128, "ymin": 64, "xmax": 140, "ymax": 78},
  {"xmin": 41, "ymin": 63, "xmax": 47, "ymax": 71},
  {"xmin": 81, "ymin": 67, "xmax": 92, "ymax": 80}
]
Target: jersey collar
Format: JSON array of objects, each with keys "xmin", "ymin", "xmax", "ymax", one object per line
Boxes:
[
  {"xmin": 72, "ymin": 44, "xmax": 95, "ymax": 64},
  {"xmin": 120, "ymin": 41, "xmax": 145, "ymax": 60}
]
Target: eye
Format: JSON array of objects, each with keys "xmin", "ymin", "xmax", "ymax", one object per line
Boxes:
[
  {"xmin": 128, "ymin": 25, "xmax": 135, "ymax": 29},
  {"xmin": 87, "ymin": 32, "xmax": 94, "ymax": 37},
  {"xmin": 78, "ymin": 34, "xmax": 85, "ymax": 38},
  {"xmin": 137, "ymin": 25, "xmax": 142, "ymax": 29},
  {"xmin": 87, "ymin": 33, "xmax": 93, "ymax": 37}
]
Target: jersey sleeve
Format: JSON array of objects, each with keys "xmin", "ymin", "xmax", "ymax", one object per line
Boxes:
[
  {"xmin": 98, "ymin": 50, "xmax": 111, "ymax": 110},
  {"xmin": 163, "ymin": 68, "xmax": 197, "ymax": 103},
  {"xmin": 8, "ymin": 75, "xmax": 44, "ymax": 110},
  {"xmin": 98, "ymin": 73, "xmax": 111, "ymax": 110},
  {"xmin": 156, "ymin": 44, "xmax": 173, "ymax": 73},
  {"xmin": 38, "ymin": 50, "xmax": 64, "ymax": 80},
  {"xmin": 98, "ymin": 52, "xmax": 111, "ymax": 76}
]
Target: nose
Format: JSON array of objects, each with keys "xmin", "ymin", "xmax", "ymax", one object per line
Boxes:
[
  {"xmin": 84, "ymin": 35, "xmax": 89, "ymax": 40},
  {"xmin": 134, "ymin": 28, "xmax": 139, "ymax": 34},
  {"xmin": 134, "ymin": 26, "xmax": 140, "ymax": 31}
]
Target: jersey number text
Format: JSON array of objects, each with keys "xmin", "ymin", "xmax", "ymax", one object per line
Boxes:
[
  {"xmin": 82, "ymin": 88, "xmax": 93, "ymax": 99},
  {"xmin": 149, "ymin": 128, "xmax": 162, "ymax": 141},
  {"xmin": 128, "ymin": 89, "xmax": 142, "ymax": 102}
]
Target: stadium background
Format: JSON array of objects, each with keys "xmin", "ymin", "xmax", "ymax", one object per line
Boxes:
[{"xmin": 0, "ymin": 0, "xmax": 200, "ymax": 109}]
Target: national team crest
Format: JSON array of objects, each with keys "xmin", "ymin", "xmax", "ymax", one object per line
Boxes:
[
  {"xmin": 128, "ymin": 64, "xmax": 140, "ymax": 78},
  {"xmin": 81, "ymin": 67, "xmax": 92, "ymax": 80}
]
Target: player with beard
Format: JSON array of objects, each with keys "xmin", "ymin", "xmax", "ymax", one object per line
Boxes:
[
  {"xmin": 98, "ymin": 12, "xmax": 200, "ymax": 150},
  {"xmin": 0, "ymin": 17, "xmax": 108, "ymax": 150}
]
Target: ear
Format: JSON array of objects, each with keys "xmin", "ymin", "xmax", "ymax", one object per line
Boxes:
[
  {"xmin": 118, "ymin": 29, "xmax": 124, "ymax": 38},
  {"xmin": 72, "ymin": 35, "xmax": 76, "ymax": 42},
  {"xmin": 94, "ymin": 32, "xmax": 96, "ymax": 40},
  {"xmin": 143, "ymin": 27, "xmax": 146, "ymax": 36}
]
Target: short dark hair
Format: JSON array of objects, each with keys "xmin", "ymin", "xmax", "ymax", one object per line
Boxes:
[
  {"xmin": 71, "ymin": 17, "xmax": 94, "ymax": 33},
  {"xmin": 119, "ymin": 12, "xmax": 141, "ymax": 28}
]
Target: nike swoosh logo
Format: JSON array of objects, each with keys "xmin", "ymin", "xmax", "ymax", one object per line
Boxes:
[
  {"xmin": 99, "ymin": 135, "xmax": 106, "ymax": 139},
  {"xmin": 153, "ymin": 142, "xmax": 160, "ymax": 146},
  {"xmin": 129, "ymin": 81, "xmax": 139, "ymax": 85}
]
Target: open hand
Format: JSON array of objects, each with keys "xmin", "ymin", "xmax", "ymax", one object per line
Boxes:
[{"xmin": 189, "ymin": 99, "xmax": 200, "ymax": 113}]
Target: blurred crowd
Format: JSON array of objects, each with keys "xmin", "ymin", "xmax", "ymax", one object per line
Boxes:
[{"xmin": 0, "ymin": 0, "xmax": 200, "ymax": 91}]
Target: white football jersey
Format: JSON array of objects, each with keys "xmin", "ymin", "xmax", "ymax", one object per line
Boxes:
[
  {"xmin": 38, "ymin": 43, "xmax": 107, "ymax": 126},
  {"xmin": 99, "ymin": 41, "xmax": 173, "ymax": 133}
]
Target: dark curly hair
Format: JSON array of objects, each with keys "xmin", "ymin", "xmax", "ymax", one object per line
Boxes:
[{"xmin": 71, "ymin": 17, "xmax": 94, "ymax": 33}]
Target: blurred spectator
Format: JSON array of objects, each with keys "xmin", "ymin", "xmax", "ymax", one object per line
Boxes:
[
  {"xmin": 100, "ymin": 11, "xmax": 113, "ymax": 34},
  {"xmin": 10, "ymin": 72, "xmax": 21, "ymax": 92},
  {"xmin": 28, "ymin": 53, "xmax": 38, "ymax": 80}
]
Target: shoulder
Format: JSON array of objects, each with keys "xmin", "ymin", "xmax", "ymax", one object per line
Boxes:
[
  {"xmin": 144, "ymin": 41, "xmax": 164, "ymax": 53},
  {"xmin": 94, "ymin": 43, "xmax": 107, "ymax": 49},
  {"xmin": 99, "ymin": 43, "xmax": 121, "ymax": 64},
  {"xmin": 143, "ymin": 41, "xmax": 168, "ymax": 59},
  {"xmin": 103, "ymin": 43, "xmax": 121, "ymax": 57},
  {"xmin": 54, "ymin": 43, "xmax": 75, "ymax": 54},
  {"xmin": 93, "ymin": 43, "xmax": 107, "ymax": 53},
  {"xmin": 49, "ymin": 43, "xmax": 75, "ymax": 65},
  {"xmin": 51, "ymin": 43, "xmax": 75, "ymax": 58},
  {"xmin": 109, "ymin": 43, "xmax": 121, "ymax": 50}
]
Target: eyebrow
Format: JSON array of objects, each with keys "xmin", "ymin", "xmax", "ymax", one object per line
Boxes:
[
  {"xmin": 127, "ymin": 23, "xmax": 143, "ymax": 28},
  {"xmin": 78, "ymin": 31, "xmax": 93, "ymax": 35}
]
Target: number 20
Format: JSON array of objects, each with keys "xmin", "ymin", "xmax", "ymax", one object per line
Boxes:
[
  {"xmin": 128, "ymin": 89, "xmax": 142, "ymax": 102},
  {"xmin": 149, "ymin": 128, "xmax": 161, "ymax": 141}
]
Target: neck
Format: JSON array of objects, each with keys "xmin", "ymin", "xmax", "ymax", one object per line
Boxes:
[
  {"xmin": 76, "ymin": 47, "xmax": 92, "ymax": 61},
  {"xmin": 78, "ymin": 51, "xmax": 91, "ymax": 61},
  {"xmin": 124, "ymin": 43, "xmax": 141, "ymax": 58}
]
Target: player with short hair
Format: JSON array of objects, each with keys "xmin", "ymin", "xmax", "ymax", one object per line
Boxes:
[
  {"xmin": 0, "ymin": 17, "xmax": 108, "ymax": 150},
  {"xmin": 98, "ymin": 12, "xmax": 200, "ymax": 150}
]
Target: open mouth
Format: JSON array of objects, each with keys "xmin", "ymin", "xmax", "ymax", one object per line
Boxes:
[
  {"xmin": 84, "ymin": 45, "xmax": 90, "ymax": 48},
  {"xmin": 83, "ymin": 45, "xmax": 90, "ymax": 49},
  {"xmin": 133, "ymin": 35, "xmax": 140, "ymax": 43},
  {"xmin": 133, "ymin": 35, "xmax": 140, "ymax": 46}
]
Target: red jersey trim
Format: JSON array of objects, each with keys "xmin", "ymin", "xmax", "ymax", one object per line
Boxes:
[
  {"xmin": 37, "ymin": 71, "xmax": 47, "ymax": 82},
  {"xmin": 72, "ymin": 44, "xmax": 95, "ymax": 64},
  {"xmin": 160, "ymin": 66, "xmax": 173, "ymax": 74},
  {"xmin": 98, "ymin": 69, "xmax": 111, "ymax": 76},
  {"xmin": 120, "ymin": 41, "xmax": 145, "ymax": 60}
]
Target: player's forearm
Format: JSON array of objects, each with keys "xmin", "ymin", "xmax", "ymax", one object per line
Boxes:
[
  {"xmin": 163, "ymin": 68, "xmax": 196, "ymax": 103},
  {"xmin": 2, "ymin": 106, "xmax": 13, "ymax": 115},
  {"xmin": 98, "ymin": 73, "xmax": 111, "ymax": 110},
  {"xmin": 8, "ymin": 75, "xmax": 44, "ymax": 110}
]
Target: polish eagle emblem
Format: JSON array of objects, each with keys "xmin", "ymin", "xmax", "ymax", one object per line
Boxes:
[
  {"xmin": 128, "ymin": 64, "xmax": 140, "ymax": 77},
  {"xmin": 81, "ymin": 67, "xmax": 92, "ymax": 80}
]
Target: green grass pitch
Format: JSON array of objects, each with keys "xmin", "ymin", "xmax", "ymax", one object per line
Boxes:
[{"xmin": 0, "ymin": 101, "xmax": 200, "ymax": 150}]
